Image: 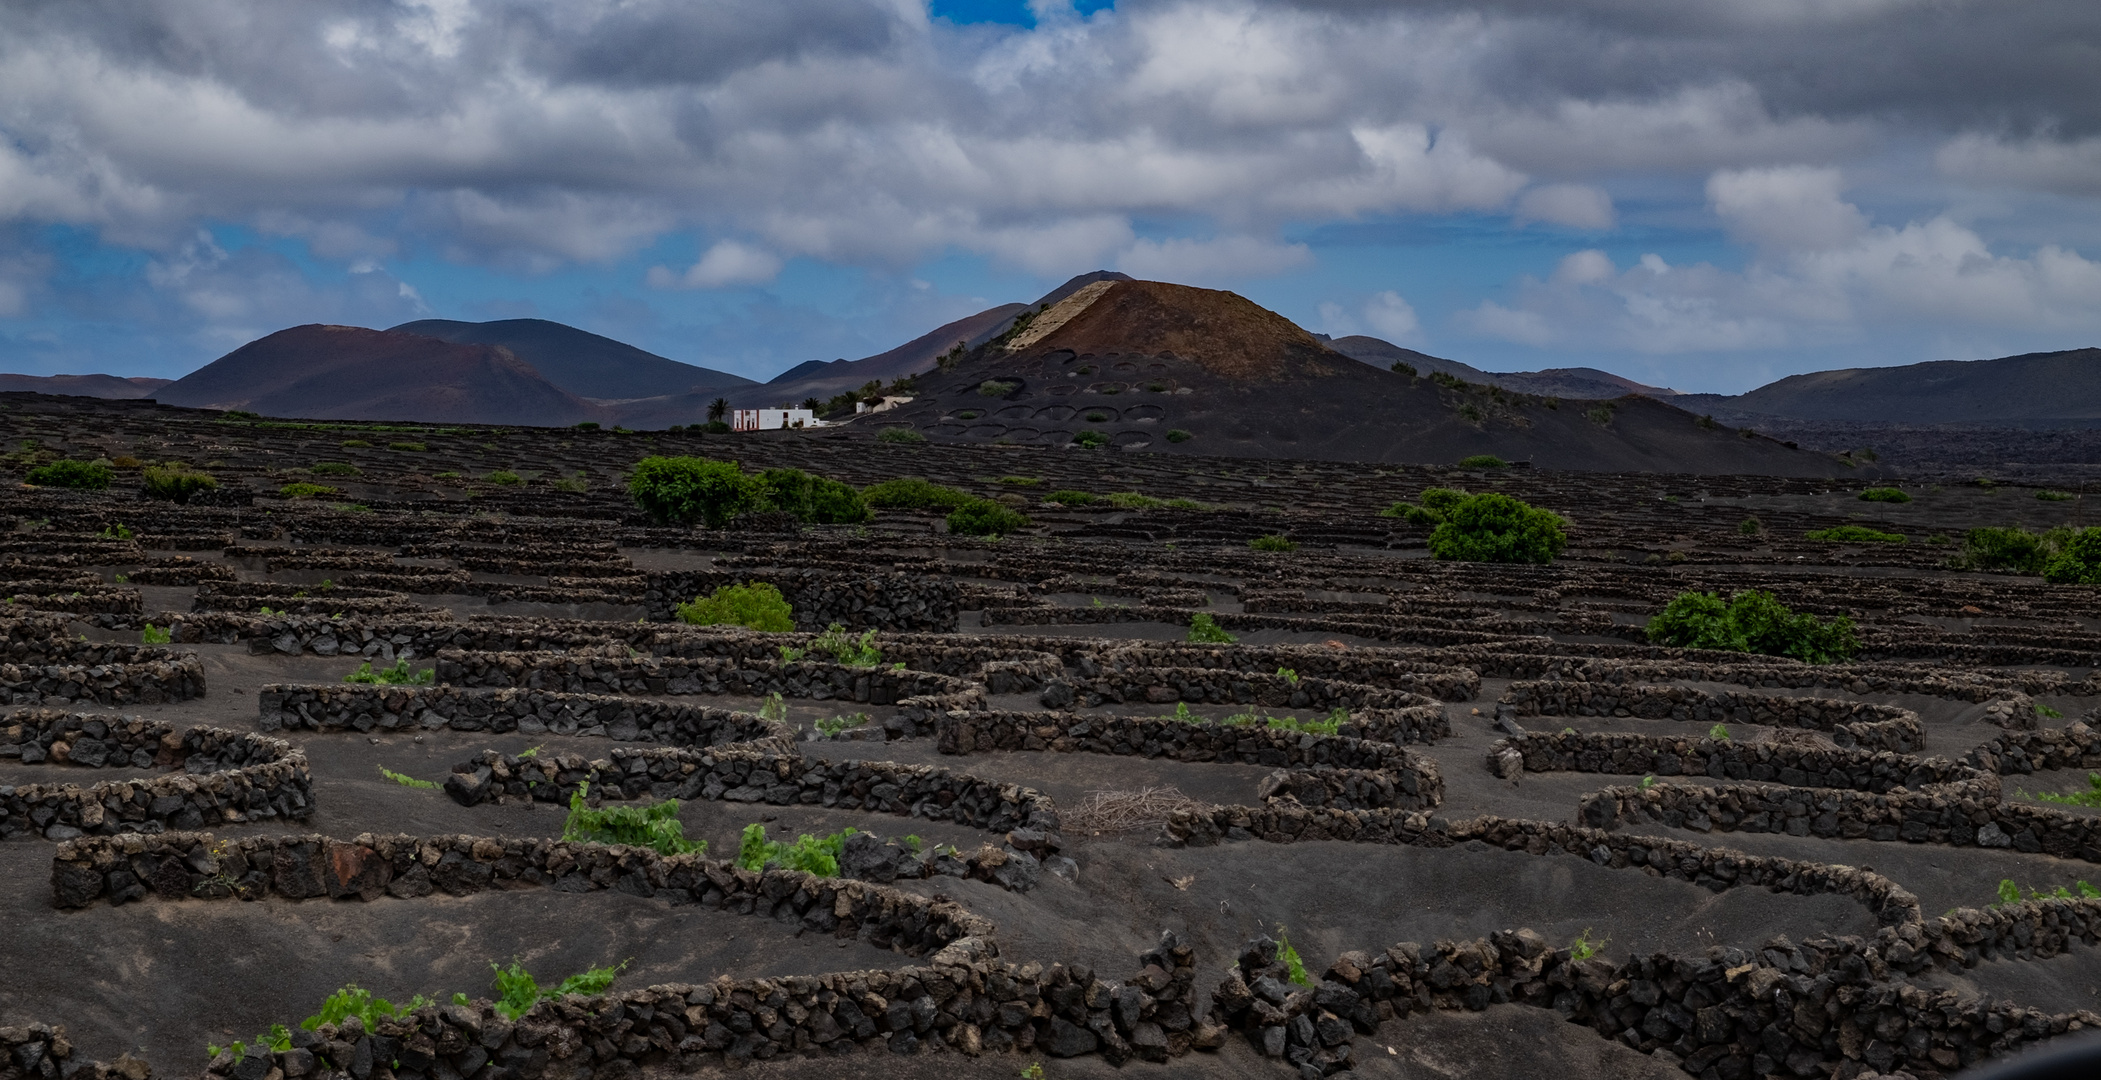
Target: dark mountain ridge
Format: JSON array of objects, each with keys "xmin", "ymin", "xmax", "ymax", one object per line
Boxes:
[
  {"xmin": 1674, "ymin": 347, "xmax": 2101, "ymax": 424},
  {"xmin": 389, "ymin": 317, "xmax": 754, "ymax": 401}
]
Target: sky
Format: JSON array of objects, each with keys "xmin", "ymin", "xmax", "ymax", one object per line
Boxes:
[{"xmin": 2, "ymin": 0, "xmax": 2099, "ymax": 395}]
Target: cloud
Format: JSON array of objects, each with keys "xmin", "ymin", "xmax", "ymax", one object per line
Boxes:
[
  {"xmin": 1362, "ymin": 290, "xmax": 1421, "ymax": 340},
  {"xmin": 1514, "ymin": 184, "xmax": 1615, "ymax": 229},
  {"xmin": 1936, "ymin": 133, "xmax": 2101, "ymax": 198},
  {"xmin": 1459, "ymin": 177, "xmax": 2101, "ymax": 354},
  {"xmin": 1116, "ymin": 235, "xmax": 1312, "ymax": 284},
  {"xmin": 650, "ymin": 240, "xmax": 785, "ymax": 289}
]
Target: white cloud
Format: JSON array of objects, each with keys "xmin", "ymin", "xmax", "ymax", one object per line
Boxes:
[
  {"xmin": 1514, "ymin": 184, "xmax": 1615, "ymax": 230},
  {"xmin": 1707, "ymin": 166, "xmax": 1867, "ymax": 251},
  {"xmin": 1116, "ymin": 235, "xmax": 1312, "ymax": 284},
  {"xmin": 1362, "ymin": 290, "xmax": 1420, "ymax": 340},
  {"xmin": 652, "ymin": 240, "xmax": 785, "ymax": 289},
  {"xmin": 1936, "ymin": 133, "xmax": 2101, "ymax": 198}
]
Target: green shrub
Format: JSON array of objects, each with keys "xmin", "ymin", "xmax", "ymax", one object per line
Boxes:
[
  {"xmin": 2033, "ymin": 773, "xmax": 2101, "ymax": 808},
  {"xmin": 628, "ymin": 455, "xmax": 764, "ymax": 527},
  {"xmin": 1166, "ymin": 429, "xmax": 1193, "ymax": 443},
  {"xmin": 380, "ymin": 766, "xmax": 438, "ymax": 790},
  {"xmin": 140, "ymin": 464, "xmax": 218, "ymax": 503},
  {"xmin": 1275, "ymin": 927, "xmax": 1312, "ymax": 987},
  {"xmin": 340, "ymin": 439, "xmax": 372, "ymax": 448},
  {"xmin": 816, "ymin": 712, "xmax": 869, "ymax": 737},
  {"xmin": 1738, "ymin": 516, "xmax": 1763, "ymax": 536},
  {"xmin": 736, "ymin": 823, "xmax": 854, "ymax": 876},
  {"xmin": 1962, "ymin": 526, "xmax": 2051, "ymax": 573},
  {"xmin": 1568, "ymin": 929, "xmax": 1605, "ymax": 962},
  {"xmin": 1645, "ymin": 589, "xmax": 1859, "ymax": 663},
  {"xmin": 978, "ymin": 380, "xmax": 1019, "ymax": 397},
  {"xmin": 758, "ymin": 467, "xmax": 870, "ymax": 524},
  {"xmin": 1105, "ymin": 491, "xmax": 1164, "ymax": 509},
  {"xmin": 877, "ymin": 427, "xmax": 926, "ymax": 444},
  {"xmin": 676, "ymin": 581, "xmax": 794, "ymax": 631},
  {"xmin": 1188, "ymin": 612, "xmax": 1236, "ymax": 643},
  {"xmin": 2038, "ymin": 490, "xmax": 2075, "ymax": 502},
  {"xmin": 310, "ymin": 462, "xmax": 361, "ymax": 477},
  {"xmin": 485, "ymin": 470, "xmax": 523, "ymax": 486},
  {"xmin": 1812, "ymin": 519, "xmax": 1897, "ymax": 544},
  {"xmin": 998, "ymin": 475, "xmax": 1041, "ymax": 486},
  {"xmin": 344, "ymin": 659, "xmax": 435, "ymax": 685},
  {"xmin": 1380, "ymin": 486, "xmax": 1467, "ymax": 524},
  {"xmin": 279, "ymin": 482, "xmax": 340, "ymax": 499},
  {"xmin": 140, "ymin": 624, "xmax": 171, "ymax": 645},
  {"xmin": 389, "ymin": 442, "xmax": 427, "ymax": 451},
  {"xmin": 1250, "ymin": 534, "xmax": 1297, "ymax": 552},
  {"xmin": 561, "ymin": 783, "xmax": 702, "ymax": 856},
  {"xmin": 807, "ymin": 622, "xmax": 882, "ymax": 666},
  {"xmin": 1426, "ymin": 492, "xmax": 1566, "ymax": 563},
  {"xmin": 1045, "ymin": 489, "xmax": 1096, "ymax": 506},
  {"xmin": 703, "ymin": 420, "xmax": 731, "ymax": 434},
  {"xmin": 862, "ymin": 477, "xmax": 973, "ymax": 511},
  {"xmin": 25, "ymin": 460, "xmax": 112, "ymax": 489},
  {"xmin": 1858, "ymin": 487, "xmax": 1910, "ymax": 503},
  {"xmin": 1072, "ymin": 430, "xmax": 1108, "ymax": 449},
  {"xmin": 490, "ymin": 959, "xmax": 628, "ymax": 1021},
  {"xmin": 2043, "ymin": 527, "xmax": 2101, "ymax": 584},
  {"xmin": 1457, "ymin": 454, "xmax": 1508, "ymax": 469},
  {"xmin": 948, "ymin": 499, "xmax": 1030, "ymax": 536},
  {"xmin": 1993, "ymin": 879, "xmax": 2101, "ymax": 907}
]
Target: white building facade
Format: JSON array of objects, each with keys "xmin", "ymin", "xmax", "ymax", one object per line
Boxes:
[{"xmin": 731, "ymin": 408, "xmax": 817, "ymax": 431}]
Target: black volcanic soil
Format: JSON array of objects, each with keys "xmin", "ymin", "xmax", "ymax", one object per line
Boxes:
[{"xmin": 871, "ymin": 280, "xmax": 1857, "ymax": 475}]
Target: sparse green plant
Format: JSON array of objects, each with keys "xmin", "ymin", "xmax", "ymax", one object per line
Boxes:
[
  {"xmin": 978, "ymin": 379, "xmax": 1019, "ymax": 397},
  {"xmin": 1045, "ymin": 489, "xmax": 1096, "ymax": 506},
  {"xmin": 560, "ymin": 783, "xmax": 702, "ymax": 856},
  {"xmin": 1390, "ymin": 360, "xmax": 1417, "ymax": 377},
  {"xmin": 1805, "ymin": 524, "xmax": 1906, "ymax": 544},
  {"xmin": 2032, "ymin": 773, "xmax": 2101, "ymax": 807},
  {"xmin": 1277, "ymin": 668, "xmax": 1298, "ymax": 685},
  {"xmin": 1020, "ymin": 1062, "xmax": 1045, "ymax": 1080},
  {"xmin": 758, "ymin": 692, "xmax": 788, "ymax": 724},
  {"xmin": 389, "ymin": 442, "xmax": 427, "ymax": 451},
  {"xmin": 1166, "ymin": 429, "xmax": 1193, "ymax": 443},
  {"xmin": 1569, "ymin": 928, "xmax": 1606, "ymax": 962},
  {"xmin": 484, "ymin": 470, "xmax": 522, "ymax": 486},
  {"xmin": 1858, "ymin": 487, "xmax": 1910, "ymax": 503},
  {"xmin": 998, "ymin": 476, "xmax": 1041, "ymax": 486},
  {"xmin": 877, "ymin": 427, "xmax": 927, "ymax": 444},
  {"xmin": 1105, "ymin": 491, "xmax": 1165, "ymax": 509},
  {"xmin": 279, "ymin": 482, "xmax": 340, "ymax": 499},
  {"xmin": 344, "ymin": 659, "xmax": 435, "ymax": 685},
  {"xmin": 2039, "ymin": 704, "xmax": 2065, "ymax": 719},
  {"xmin": 677, "ymin": 581, "xmax": 794, "ymax": 631},
  {"xmin": 140, "ymin": 624, "xmax": 172, "ymax": 645},
  {"xmin": 490, "ymin": 958, "xmax": 630, "ymax": 1021},
  {"xmin": 816, "ymin": 712, "xmax": 869, "ymax": 737},
  {"xmin": 341, "ymin": 439, "xmax": 372, "ymax": 448},
  {"xmin": 1639, "ymin": 775, "xmax": 1655, "ymax": 790},
  {"xmin": 2043, "ymin": 527, "xmax": 2101, "ymax": 584},
  {"xmin": 736, "ymin": 822, "xmax": 855, "ymax": 876},
  {"xmin": 1275, "ymin": 926, "xmax": 1312, "ymax": 987},
  {"xmin": 810, "ymin": 622, "xmax": 883, "ymax": 666},
  {"xmin": 26, "ymin": 459, "xmax": 113, "ymax": 489},
  {"xmin": 1250, "ymin": 534, "xmax": 1297, "ymax": 552},
  {"xmin": 1738, "ymin": 516, "xmax": 1763, "ymax": 537},
  {"xmin": 1710, "ymin": 723, "xmax": 1731, "ymax": 741},
  {"xmin": 1071, "ymin": 430, "xmax": 1109, "ymax": 449},
  {"xmin": 380, "ymin": 767, "xmax": 438, "ymax": 790},
  {"xmin": 1457, "ymin": 454, "xmax": 1508, "ymax": 469},
  {"xmin": 2038, "ymin": 490, "xmax": 2075, "ymax": 502},
  {"xmin": 1188, "ymin": 612, "xmax": 1236, "ymax": 644},
  {"xmin": 1993, "ymin": 878, "xmax": 2101, "ymax": 907},
  {"xmin": 1265, "ymin": 714, "xmax": 1342, "ymax": 736},
  {"xmin": 302, "ymin": 985, "xmax": 431, "ymax": 1033},
  {"xmin": 99, "ymin": 523, "xmax": 134, "ymax": 540}
]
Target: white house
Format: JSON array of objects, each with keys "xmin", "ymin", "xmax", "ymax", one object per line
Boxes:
[{"xmin": 731, "ymin": 408, "xmax": 817, "ymax": 431}]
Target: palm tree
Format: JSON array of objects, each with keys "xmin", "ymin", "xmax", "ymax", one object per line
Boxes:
[{"xmin": 707, "ymin": 398, "xmax": 729, "ymax": 424}]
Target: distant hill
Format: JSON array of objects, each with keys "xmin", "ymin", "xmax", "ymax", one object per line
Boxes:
[
  {"xmin": 1325, "ymin": 337, "xmax": 1680, "ymax": 400},
  {"xmin": 1674, "ymin": 347, "xmax": 2101, "ymax": 424},
  {"xmin": 155, "ymin": 325, "xmax": 603, "ymax": 426},
  {"xmin": 389, "ymin": 318, "xmax": 754, "ymax": 401},
  {"xmin": 0, "ymin": 374, "xmax": 171, "ymax": 399},
  {"xmin": 861, "ymin": 279, "xmax": 1847, "ymax": 476}
]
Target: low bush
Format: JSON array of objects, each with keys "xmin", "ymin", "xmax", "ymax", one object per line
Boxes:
[
  {"xmin": 25, "ymin": 459, "xmax": 112, "ymax": 489},
  {"xmin": 816, "ymin": 712, "xmax": 869, "ymax": 737},
  {"xmin": 2043, "ymin": 526, "xmax": 2101, "ymax": 584},
  {"xmin": 1250, "ymin": 534, "xmax": 1297, "ymax": 552},
  {"xmin": 140, "ymin": 624, "xmax": 171, "ymax": 645},
  {"xmin": 1072, "ymin": 430, "xmax": 1108, "ymax": 449},
  {"xmin": 2033, "ymin": 773, "xmax": 2101, "ymax": 808},
  {"xmin": 877, "ymin": 427, "xmax": 926, "ymax": 444},
  {"xmin": 1457, "ymin": 454, "xmax": 1508, "ymax": 469},
  {"xmin": 677, "ymin": 581, "xmax": 794, "ymax": 632},
  {"xmin": 279, "ymin": 482, "xmax": 341, "ymax": 499},
  {"xmin": 1645, "ymin": 589, "xmax": 1859, "ymax": 663},
  {"xmin": 948, "ymin": 499, "xmax": 1030, "ymax": 536},
  {"xmin": 561, "ymin": 783, "xmax": 703, "ymax": 856},
  {"xmin": 759, "ymin": 467, "xmax": 870, "ymax": 524},
  {"xmin": 1105, "ymin": 491, "xmax": 1164, "ymax": 509},
  {"xmin": 1962, "ymin": 526, "xmax": 2053, "ymax": 573},
  {"xmin": 804, "ymin": 622, "xmax": 882, "ymax": 666},
  {"xmin": 1045, "ymin": 489, "xmax": 1096, "ymax": 506},
  {"xmin": 1805, "ymin": 525, "xmax": 1905, "ymax": 544},
  {"xmin": 2038, "ymin": 490, "xmax": 2076, "ymax": 502},
  {"xmin": 389, "ymin": 442, "xmax": 427, "ymax": 451},
  {"xmin": 1426, "ymin": 491, "xmax": 1566, "ymax": 563},
  {"xmin": 344, "ymin": 659, "xmax": 435, "ymax": 686},
  {"xmin": 141, "ymin": 464, "xmax": 218, "ymax": 503},
  {"xmin": 628, "ymin": 455, "xmax": 764, "ymax": 527},
  {"xmin": 977, "ymin": 380, "xmax": 1019, "ymax": 397},
  {"xmin": 862, "ymin": 477, "xmax": 973, "ymax": 511},
  {"xmin": 485, "ymin": 470, "xmax": 523, "ymax": 486},
  {"xmin": 1858, "ymin": 487, "xmax": 1910, "ymax": 503},
  {"xmin": 1379, "ymin": 486, "xmax": 1467, "ymax": 525},
  {"xmin": 1738, "ymin": 516, "xmax": 1763, "ymax": 536},
  {"xmin": 998, "ymin": 475, "xmax": 1041, "ymax": 486},
  {"xmin": 1188, "ymin": 612, "xmax": 1236, "ymax": 644},
  {"xmin": 1166, "ymin": 429, "xmax": 1193, "ymax": 443},
  {"xmin": 736, "ymin": 823, "xmax": 854, "ymax": 876}
]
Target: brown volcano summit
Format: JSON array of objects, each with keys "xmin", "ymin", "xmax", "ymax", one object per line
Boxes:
[{"xmin": 1006, "ymin": 279, "xmax": 1350, "ymax": 382}]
